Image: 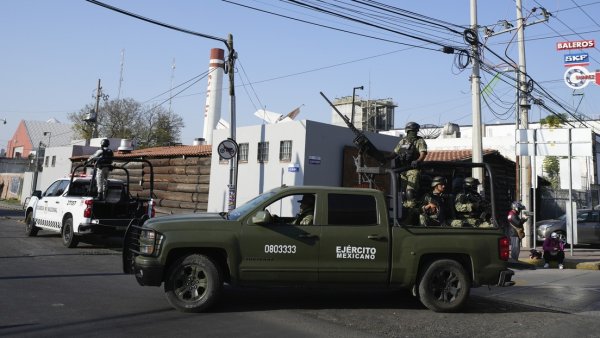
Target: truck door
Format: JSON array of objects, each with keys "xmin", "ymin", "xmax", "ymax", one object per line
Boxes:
[
  {"xmin": 318, "ymin": 193, "xmax": 390, "ymax": 284},
  {"xmin": 44, "ymin": 180, "xmax": 69, "ymax": 230},
  {"xmin": 34, "ymin": 180, "xmax": 63, "ymax": 231},
  {"xmin": 239, "ymin": 193, "xmax": 319, "ymax": 283}
]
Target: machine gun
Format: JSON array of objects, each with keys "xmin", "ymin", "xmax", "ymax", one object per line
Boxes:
[{"xmin": 320, "ymin": 91, "xmax": 386, "ymax": 166}]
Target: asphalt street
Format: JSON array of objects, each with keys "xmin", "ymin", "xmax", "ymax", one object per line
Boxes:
[{"xmin": 2, "ymin": 204, "xmax": 600, "ymax": 337}]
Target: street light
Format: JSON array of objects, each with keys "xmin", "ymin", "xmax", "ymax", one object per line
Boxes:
[{"xmin": 351, "ymin": 86, "xmax": 363, "ymax": 126}]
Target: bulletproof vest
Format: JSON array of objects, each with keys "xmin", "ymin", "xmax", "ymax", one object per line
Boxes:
[
  {"xmin": 97, "ymin": 148, "xmax": 114, "ymax": 166},
  {"xmin": 428, "ymin": 193, "xmax": 450, "ymax": 221},
  {"xmin": 395, "ymin": 136, "xmax": 420, "ymax": 165}
]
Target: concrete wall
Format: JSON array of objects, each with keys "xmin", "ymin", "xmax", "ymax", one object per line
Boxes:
[{"xmin": 0, "ymin": 173, "xmax": 24, "ymax": 200}]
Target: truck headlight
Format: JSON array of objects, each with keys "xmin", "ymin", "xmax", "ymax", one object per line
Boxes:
[{"xmin": 139, "ymin": 229, "xmax": 164, "ymax": 256}]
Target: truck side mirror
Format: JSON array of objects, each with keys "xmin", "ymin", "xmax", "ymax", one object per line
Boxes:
[
  {"xmin": 32, "ymin": 190, "xmax": 42, "ymax": 199},
  {"xmin": 251, "ymin": 210, "xmax": 272, "ymax": 225}
]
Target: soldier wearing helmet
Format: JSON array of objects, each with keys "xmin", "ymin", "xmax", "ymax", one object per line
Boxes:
[
  {"xmin": 85, "ymin": 138, "xmax": 114, "ymax": 200},
  {"xmin": 419, "ymin": 176, "xmax": 454, "ymax": 226},
  {"xmin": 391, "ymin": 122, "xmax": 427, "ymax": 208},
  {"xmin": 454, "ymin": 177, "xmax": 492, "ymax": 228},
  {"xmin": 507, "ymin": 200, "xmax": 528, "ymax": 261}
]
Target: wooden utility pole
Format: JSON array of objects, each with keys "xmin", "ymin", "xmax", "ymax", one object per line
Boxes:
[{"xmin": 93, "ymin": 79, "xmax": 102, "ymax": 138}]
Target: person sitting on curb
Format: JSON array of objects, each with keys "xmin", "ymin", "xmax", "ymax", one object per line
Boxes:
[{"xmin": 543, "ymin": 232, "xmax": 565, "ymax": 269}]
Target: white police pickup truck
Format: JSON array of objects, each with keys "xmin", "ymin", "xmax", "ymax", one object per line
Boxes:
[{"xmin": 24, "ymin": 159, "xmax": 155, "ymax": 248}]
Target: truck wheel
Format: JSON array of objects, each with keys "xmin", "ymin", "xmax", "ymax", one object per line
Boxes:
[
  {"xmin": 61, "ymin": 217, "xmax": 79, "ymax": 248},
  {"xmin": 418, "ymin": 259, "xmax": 471, "ymax": 312},
  {"xmin": 25, "ymin": 212, "xmax": 39, "ymax": 237},
  {"xmin": 164, "ymin": 254, "xmax": 222, "ymax": 313}
]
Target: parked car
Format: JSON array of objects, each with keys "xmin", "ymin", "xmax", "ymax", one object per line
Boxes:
[{"xmin": 536, "ymin": 209, "xmax": 600, "ymax": 244}]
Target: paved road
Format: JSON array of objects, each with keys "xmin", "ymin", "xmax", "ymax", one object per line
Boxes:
[{"xmin": 2, "ymin": 212, "xmax": 600, "ymax": 337}]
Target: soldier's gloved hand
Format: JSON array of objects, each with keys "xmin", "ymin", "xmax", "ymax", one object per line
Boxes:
[{"xmin": 410, "ymin": 160, "xmax": 419, "ymax": 168}]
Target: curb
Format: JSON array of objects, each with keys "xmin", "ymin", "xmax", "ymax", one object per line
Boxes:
[{"xmin": 519, "ymin": 258, "xmax": 600, "ymax": 271}]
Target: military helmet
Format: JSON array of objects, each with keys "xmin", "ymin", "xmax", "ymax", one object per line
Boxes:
[
  {"xmin": 511, "ymin": 201, "xmax": 525, "ymax": 211},
  {"xmin": 464, "ymin": 177, "xmax": 480, "ymax": 188},
  {"xmin": 405, "ymin": 121, "xmax": 420, "ymax": 132},
  {"xmin": 431, "ymin": 176, "xmax": 447, "ymax": 188},
  {"xmin": 100, "ymin": 138, "xmax": 110, "ymax": 147}
]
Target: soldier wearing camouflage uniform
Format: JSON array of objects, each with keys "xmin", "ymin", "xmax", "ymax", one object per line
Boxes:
[
  {"xmin": 454, "ymin": 177, "xmax": 492, "ymax": 227},
  {"xmin": 420, "ymin": 176, "xmax": 454, "ymax": 226},
  {"xmin": 392, "ymin": 122, "xmax": 427, "ymax": 208},
  {"xmin": 293, "ymin": 194, "xmax": 315, "ymax": 225}
]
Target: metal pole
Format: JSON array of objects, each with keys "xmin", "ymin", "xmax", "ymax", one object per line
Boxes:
[
  {"xmin": 351, "ymin": 86, "xmax": 363, "ymax": 126},
  {"xmin": 227, "ymin": 34, "xmax": 238, "ymax": 211},
  {"xmin": 93, "ymin": 79, "xmax": 101, "ymax": 139},
  {"xmin": 516, "ymin": 0, "xmax": 533, "ymax": 249},
  {"xmin": 470, "ymin": 0, "xmax": 484, "ymax": 183},
  {"xmin": 568, "ymin": 129, "xmax": 574, "ymax": 256}
]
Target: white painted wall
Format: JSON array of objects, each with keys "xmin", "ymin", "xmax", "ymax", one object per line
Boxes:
[{"xmin": 207, "ymin": 120, "xmax": 399, "ymax": 212}]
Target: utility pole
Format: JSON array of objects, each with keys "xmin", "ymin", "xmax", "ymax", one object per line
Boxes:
[
  {"xmin": 226, "ymin": 34, "xmax": 239, "ymax": 211},
  {"xmin": 93, "ymin": 79, "xmax": 102, "ymax": 138},
  {"xmin": 470, "ymin": 0, "xmax": 484, "ymax": 182},
  {"xmin": 516, "ymin": 0, "xmax": 533, "ymax": 249}
]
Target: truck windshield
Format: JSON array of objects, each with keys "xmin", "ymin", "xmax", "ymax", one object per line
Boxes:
[{"xmin": 228, "ymin": 191, "xmax": 277, "ymax": 220}]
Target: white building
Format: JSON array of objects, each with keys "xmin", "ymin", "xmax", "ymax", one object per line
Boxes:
[{"xmin": 208, "ymin": 120, "xmax": 399, "ymax": 213}]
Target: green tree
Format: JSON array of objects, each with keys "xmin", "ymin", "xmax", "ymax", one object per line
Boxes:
[
  {"xmin": 68, "ymin": 98, "xmax": 184, "ymax": 149},
  {"xmin": 543, "ymin": 156, "xmax": 560, "ymax": 189},
  {"xmin": 539, "ymin": 113, "xmax": 568, "ymax": 128}
]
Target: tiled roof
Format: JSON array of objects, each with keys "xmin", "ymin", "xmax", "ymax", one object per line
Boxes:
[
  {"xmin": 71, "ymin": 144, "xmax": 212, "ymax": 161},
  {"xmin": 116, "ymin": 145, "xmax": 212, "ymax": 158},
  {"xmin": 425, "ymin": 149, "xmax": 499, "ymax": 162}
]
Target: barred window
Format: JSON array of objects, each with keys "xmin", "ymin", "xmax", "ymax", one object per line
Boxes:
[
  {"xmin": 238, "ymin": 143, "xmax": 249, "ymax": 163},
  {"xmin": 257, "ymin": 142, "xmax": 269, "ymax": 162},
  {"xmin": 44, "ymin": 156, "xmax": 49, "ymax": 167},
  {"xmin": 279, "ymin": 140, "xmax": 292, "ymax": 162},
  {"xmin": 51, "ymin": 156, "xmax": 56, "ymax": 167}
]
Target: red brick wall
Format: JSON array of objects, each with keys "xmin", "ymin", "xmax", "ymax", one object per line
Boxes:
[{"xmin": 6, "ymin": 121, "xmax": 32, "ymax": 158}]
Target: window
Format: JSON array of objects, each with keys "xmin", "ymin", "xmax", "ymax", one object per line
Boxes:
[
  {"xmin": 42, "ymin": 180, "xmax": 62, "ymax": 197},
  {"xmin": 257, "ymin": 142, "xmax": 269, "ymax": 162},
  {"xmin": 279, "ymin": 140, "xmax": 292, "ymax": 162},
  {"xmin": 238, "ymin": 143, "xmax": 249, "ymax": 163},
  {"xmin": 51, "ymin": 156, "xmax": 56, "ymax": 167},
  {"xmin": 44, "ymin": 156, "xmax": 49, "ymax": 167},
  {"xmin": 327, "ymin": 194, "xmax": 378, "ymax": 225}
]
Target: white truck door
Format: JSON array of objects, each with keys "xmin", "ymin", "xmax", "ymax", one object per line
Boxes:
[{"xmin": 35, "ymin": 180, "xmax": 63, "ymax": 231}]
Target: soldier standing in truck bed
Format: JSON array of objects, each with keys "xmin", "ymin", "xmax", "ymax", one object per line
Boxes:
[{"xmin": 392, "ymin": 122, "xmax": 427, "ymax": 208}]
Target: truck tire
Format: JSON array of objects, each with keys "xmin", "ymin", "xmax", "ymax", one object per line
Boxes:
[
  {"xmin": 164, "ymin": 254, "xmax": 222, "ymax": 313},
  {"xmin": 25, "ymin": 212, "xmax": 39, "ymax": 237},
  {"xmin": 418, "ymin": 259, "xmax": 471, "ymax": 312},
  {"xmin": 61, "ymin": 217, "xmax": 79, "ymax": 248}
]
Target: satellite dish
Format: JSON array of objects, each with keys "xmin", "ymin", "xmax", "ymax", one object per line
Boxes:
[{"xmin": 419, "ymin": 124, "xmax": 441, "ymax": 139}]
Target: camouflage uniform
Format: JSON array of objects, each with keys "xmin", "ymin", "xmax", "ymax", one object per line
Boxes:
[
  {"xmin": 393, "ymin": 124, "xmax": 427, "ymax": 208},
  {"xmin": 293, "ymin": 207, "xmax": 314, "ymax": 225},
  {"xmin": 454, "ymin": 177, "xmax": 492, "ymax": 228},
  {"xmin": 293, "ymin": 194, "xmax": 315, "ymax": 225},
  {"xmin": 420, "ymin": 177, "xmax": 454, "ymax": 226}
]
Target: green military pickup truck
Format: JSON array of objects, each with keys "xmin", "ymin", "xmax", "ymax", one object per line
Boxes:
[{"xmin": 123, "ymin": 161, "xmax": 514, "ymax": 313}]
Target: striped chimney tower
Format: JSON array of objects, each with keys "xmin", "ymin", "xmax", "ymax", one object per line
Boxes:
[{"xmin": 202, "ymin": 48, "xmax": 225, "ymax": 144}]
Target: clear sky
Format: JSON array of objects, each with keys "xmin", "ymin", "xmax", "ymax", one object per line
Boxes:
[{"xmin": 1, "ymin": 0, "xmax": 599, "ymax": 147}]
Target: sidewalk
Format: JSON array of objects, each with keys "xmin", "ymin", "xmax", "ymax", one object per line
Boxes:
[
  {"xmin": 512, "ymin": 245, "xmax": 600, "ymax": 271},
  {"xmin": 0, "ymin": 199, "xmax": 24, "ymax": 211}
]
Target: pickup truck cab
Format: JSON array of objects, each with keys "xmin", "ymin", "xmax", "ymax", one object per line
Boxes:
[
  {"xmin": 124, "ymin": 161, "xmax": 514, "ymax": 313},
  {"xmin": 25, "ymin": 159, "xmax": 155, "ymax": 248}
]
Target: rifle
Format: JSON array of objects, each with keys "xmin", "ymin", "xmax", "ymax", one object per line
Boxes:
[{"xmin": 320, "ymin": 91, "xmax": 386, "ymax": 166}]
